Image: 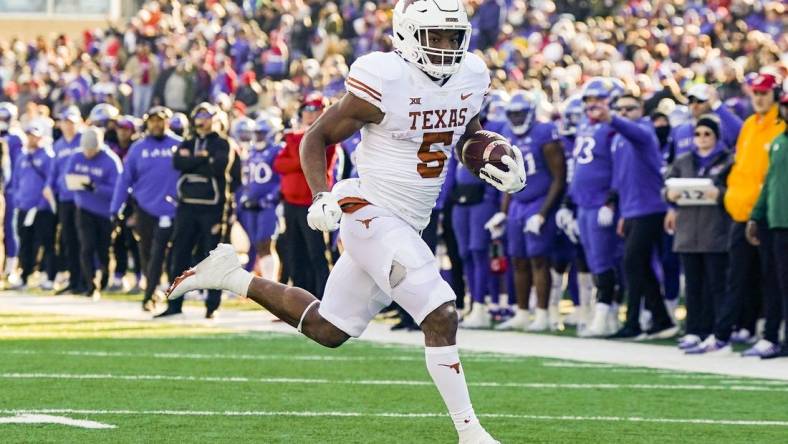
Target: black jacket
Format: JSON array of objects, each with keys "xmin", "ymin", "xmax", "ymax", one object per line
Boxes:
[
  {"xmin": 666, "ymin": 149, "xmax": 733, "ymax": 253},
  {"xmin": 174, "ymin": 132, "xmax": 233, "ymax": 207}
]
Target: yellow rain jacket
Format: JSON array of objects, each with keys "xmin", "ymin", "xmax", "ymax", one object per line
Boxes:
[{"xmin": 724, "ymin": 105, "xmax": 786, "ymax": 222}]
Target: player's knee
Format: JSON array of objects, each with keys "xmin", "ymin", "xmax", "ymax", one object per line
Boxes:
[{"xmin": 421, "ymin": 302, "xmax": 458, "ymax": 338}]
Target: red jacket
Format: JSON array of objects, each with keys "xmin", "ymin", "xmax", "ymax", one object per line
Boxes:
[{"xmin": 273, "ymin": 129, "xmax": 337, "ymax": 206}]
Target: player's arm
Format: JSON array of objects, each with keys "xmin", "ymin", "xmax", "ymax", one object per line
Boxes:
[
  {"xmin": 300, "ymin": 93, "xmax": 383, "ymax": 196},
  {"xmin": 537, "ymin": 141, "xmax": 566, "ymax": 218}
]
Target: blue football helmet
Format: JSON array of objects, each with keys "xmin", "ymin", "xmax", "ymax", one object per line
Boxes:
[
  {"xmin": 581, "ymin": 77, "xmax": 625, "ymax": 102},
  {"xmin": 559, "ymin": 94, "xmax": 584, "ymax": 136},
  {"xmin": 231, "ymin": 117, "xmax": 256, "ymax": 143},
  {"xmin": 506, "ymin": 90, "xmax": 538, "ymax": 135}
]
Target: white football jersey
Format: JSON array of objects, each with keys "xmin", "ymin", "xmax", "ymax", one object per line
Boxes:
[{"xmin": 343, "ymin": 51, "xmax": 489, "ymax": 230}]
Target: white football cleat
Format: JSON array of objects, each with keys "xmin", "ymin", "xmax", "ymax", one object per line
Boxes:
[
  {"xmin": 460, "ymin": 304, "xmax": 492, "ymax": 329},
  {"xmin": 495, "ymin": 308, "xmax": 529, "ymax": 331},
  {"xmin": 166, "ymin": 244, "xmax": 253, "ymax": 300},
  {"xmin": 581, "ymin": 303, "xmax": 612, "ymax": 337},
  {"xmin": 548, "ymin": 305, "xmax": 563, "ymax": 331},
  {"xmin": 458, "ymin": 424, "xmax": 500, "ymax": 444},
  {"xmin": 527, "ymin": 308, "xmax": 549, "ymax": 332}
]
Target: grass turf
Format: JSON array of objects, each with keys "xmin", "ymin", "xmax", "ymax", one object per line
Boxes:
[{"xmin": 0, "ymin": 312, "xmax": 786, "ymax": 443}]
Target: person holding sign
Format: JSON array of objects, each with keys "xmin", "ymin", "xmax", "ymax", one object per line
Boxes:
[{"xmin": 664, "ymin": 115, "xmax": 734, "ymax": 353}]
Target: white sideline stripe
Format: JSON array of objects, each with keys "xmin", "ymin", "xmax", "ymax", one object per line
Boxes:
[
  {"xmin": 0, "ymin": 414, "xmax": 116, "ymax": 429},
  {"xmin": 2, "ymin": 409, "xmax": 787, "ymax": 427},
  {"xmin": 0, "ymin": 350, "xmax": 755, "ymax": 379},
  {"xmin": 2, "ymin": 373, "xmax": 786, "ymax": 392}
]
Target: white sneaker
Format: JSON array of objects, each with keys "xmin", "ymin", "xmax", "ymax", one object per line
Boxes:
[
  {"xmin": 527, "ymin": 308, "xmax": 549, "ymax": 332},
  {"xmin": 639, "ymin": 308, "xmax": 653, "ymax": 332},
  {"xmin": 39, "ymin": 280, "xmax": 54, "ymax": 291},
  {"xmin": 458, "ymin": 423, "xmax": 499, "ymax": 444},
  {"xmin": 606, "ymin": 305, "xmax": 621, "ymax": 334},
  {"xmin": 581, "ymin": 303, "xmax": 611, "ymax": 337},
  {"xmin": 167, "ymin": 244, "xmax": 252, "ymax": 300},
  {"xmin": 563, "ymin": 309, "xmax": 580, "ymax": 326},
  {"xmin": 548, "ymin": 305, "xmax": 563, "ymax": 331},
  {"xmin": 495, "ymin": 309, "xmax": 529, "ymax": 331},
  {"xmin": 460, "ymin": 304, "xmax": 492, "ymax": 329},
  {"xmin": 90, "ymin": 289, "xmax": 101, "ymax": 301}
]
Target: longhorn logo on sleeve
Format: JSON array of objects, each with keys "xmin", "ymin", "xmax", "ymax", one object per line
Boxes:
[{"xmin": 439, "ymin": 362, "xmax": 461, "ymax": 374}]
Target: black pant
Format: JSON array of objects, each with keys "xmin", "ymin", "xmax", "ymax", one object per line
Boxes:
[
  {"xmin": 282, "ymin": 202, "xmax": 329, "ymax": 299},
  {"xmin": 76, "ymin": 209, "xmax": 112, "ymax": 292},
  {"xmin": 167, "ymin": 204, "xmax": 223, "ymax": 312},
  {"xmin": 17, "ymin": 208, "xmax": 56, "ymax": 284},
  {"xmin": 681, "ymin": 252, "xmax": 727, "ymax": 338},
  {"xmin": 761, "ymin": 227, "xmax": 786, "ymax": 344},
  {"xmin": 57, "ymin": 201, "xmax": 82, "ymax": 288},
  {"xmin": 113, "ymin": 203, "xmax": 141, "ymax": 277},
  {"xmin": 135, "ymin": 208, "xmax": 173, "ymax": 301},
  {"xmin": 622, "ymin": 212, "xmax": 672, "ymax": 331},
  {"xmin": 772, "ymin": 229, "xmax": 788, "ymax": 345},
  {"xmin": 715, "ymin": 222, "xmax": 762, "ymax": 341}
]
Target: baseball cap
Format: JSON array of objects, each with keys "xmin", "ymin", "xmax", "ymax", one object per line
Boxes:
[
  {"xmin": 686, "ymin": 84, "xmax": 709, "ymax": 102},
  {"xmin": 80, "ymin": 127, "xmax": 103, "ymax": 151},
  {"xmin": 60, "ymin": 106, "xmax": 82, "ymax": 122},
  {"xmin": 24, "ymin": 122, "xmax": 46, "ymax": 137},
  {"xmin": 116, "ymin": 115, "xmax": 140, "ymax": 131},
  {"xmin": 144, "ymin": 106, "xmax": 173, "ymax": 121},
  {"xmin": 750, "ymin": 73, "xmax": 778, "ymax": 92}
]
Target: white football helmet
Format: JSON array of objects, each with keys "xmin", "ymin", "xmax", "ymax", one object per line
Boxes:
[{"xmin": 392, "ymin": 0, "xmax": 471, "ymax": 79}]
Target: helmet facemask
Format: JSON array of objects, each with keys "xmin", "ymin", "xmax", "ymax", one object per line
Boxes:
[{"xmin": 392, "ymin": 0, "xmax": 471, "ymax": 80}]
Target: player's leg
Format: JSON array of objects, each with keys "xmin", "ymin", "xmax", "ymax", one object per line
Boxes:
[
  {"xmin": 496, "ymin": 213, "xmax": 531, "ymax": 330},
  {"xmin": 380, "ymin": 229, "xmax": 497, "ymax": 442}
]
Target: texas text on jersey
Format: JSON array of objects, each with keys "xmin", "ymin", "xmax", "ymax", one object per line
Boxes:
[{"xmin": 341, "ymin": 50, "xmax": 490, "ymax": 231}]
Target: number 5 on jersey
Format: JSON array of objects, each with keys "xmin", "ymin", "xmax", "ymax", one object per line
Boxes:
[{"xmin": 417, "ymin": 131, "xmax": 453, "ymax": 178}]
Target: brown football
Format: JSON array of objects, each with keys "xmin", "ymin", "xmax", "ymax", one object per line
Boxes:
[{"xmin": 460, "ymin": 130, "xmax": 515, "ymax": 177}]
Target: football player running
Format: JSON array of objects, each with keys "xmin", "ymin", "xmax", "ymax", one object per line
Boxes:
[{"xmin": 165, "ymin": 1, "xmax": 525, "ymax": 442}]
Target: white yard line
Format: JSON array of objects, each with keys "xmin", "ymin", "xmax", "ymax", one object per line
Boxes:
[
  {"xmin": 7, "ymin": 349, "xmax": 783, "ymax": 383},
  {"xmin": 0, "ymin": 414, "xmax": 115, "ymax": 429},
  {"xmin": 2, "ymin": 293, "xmax": 787, "ymax": 381},
  {"xmin": 1, "ymin": 372, "xmax": 785, "ymax": 392},
  {"xmin": 2, "ymin": 409, "xmax": 786, "ymax": 427}
]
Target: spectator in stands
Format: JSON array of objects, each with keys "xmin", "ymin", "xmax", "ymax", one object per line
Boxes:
[
  {"xmin": 664, "ymin": 116, "xmax": 733, "ymax": 353},
  {"xmin": 606, "ymin": 92, "xmax": 675, "ymax": 339},
  {"xmin": 744, "ymin": 92, "xmax": 788, "ymax": 360},
  {"xmin": 718, "ymin": 73, "xmax": 785, "ymax": 354},
  {"xmin": 125, "ymin": 42, "xmax": 159, "ymax": 117},
  {"xmin": 273, "ymin": 92, "xmax": 336, "ymax": 299}
]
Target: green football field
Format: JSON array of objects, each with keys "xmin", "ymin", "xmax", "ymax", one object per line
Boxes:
[{"xmin": 1, "ymin": 312, "xmax": 787, "ymax": 443}]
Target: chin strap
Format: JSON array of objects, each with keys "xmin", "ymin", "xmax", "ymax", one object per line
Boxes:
[{"xmin": 297, "ymin": 300, "xmax": 321, "ymax": 333}]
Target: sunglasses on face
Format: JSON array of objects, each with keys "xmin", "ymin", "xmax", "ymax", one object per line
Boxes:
[
  {"xmin": 694, "ymin": 131, "xmax": 713, "ymax": 137},
  {"xmin": 613, "ymin": 105, "xmax": 639, "ymax": 112},
  {"xmin": 688, "ymin": 97, "xmax": 707, "ymax": 104}
]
